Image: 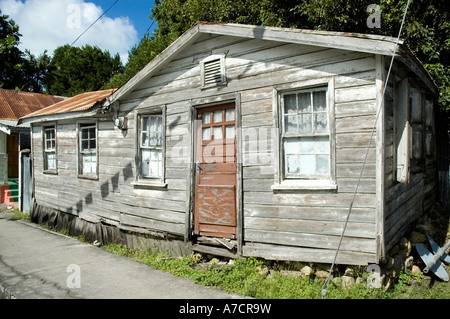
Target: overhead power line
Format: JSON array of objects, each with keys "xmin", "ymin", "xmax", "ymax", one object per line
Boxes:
[{"xmin": 70, "ymin": 0, "xmax": 120, "ymax": 46}]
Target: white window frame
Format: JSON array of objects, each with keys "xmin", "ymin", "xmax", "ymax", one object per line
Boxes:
[
  {"xmin": 272, "ymin": 79, "xmax": 336, "ymax": 190},
  {"xmin": 134, "ymin": 107, "xmax": 166, "ymax": 188},
  {"xmin": 77, "ymin": 121, "xmax": 98, "ymax": 179},
  {"xmin": 200, "ymin": 54, "xmax": 227, "ymax": 89},
  {"xmin": 43, "ymin": 125, "xmax": 57, "ymax": 173}
]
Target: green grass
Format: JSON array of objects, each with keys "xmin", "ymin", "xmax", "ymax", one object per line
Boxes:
[{"xmin": 101, "ymin": 243, "xmax": 450, "ymax": 299}]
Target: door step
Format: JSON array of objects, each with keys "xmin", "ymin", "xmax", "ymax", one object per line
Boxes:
[
  {"xmin": 196, "ymin": 236, "xmax": 237, "ymax": 250},
  {"xmin": 191, "ymin": 244, "xmax": 237, "ymax": 259}
]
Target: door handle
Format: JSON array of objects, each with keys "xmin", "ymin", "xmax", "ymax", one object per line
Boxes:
[{"xmin": 196, "ymin": 163, "xmax": 203, "ymax": 171}]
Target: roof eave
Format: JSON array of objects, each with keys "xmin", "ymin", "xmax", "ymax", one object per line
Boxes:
[{"xmin": 19, "ymin": 108, "xmax": 100, "ymax": 126}]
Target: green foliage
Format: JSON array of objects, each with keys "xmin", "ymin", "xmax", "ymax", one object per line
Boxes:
[
  {"xmin": 104, "ymin": 34, "xmax": 170, "ymax": 90},
  {"xmin": 0, "ymin": 10, "xmax": 33, "ymax": 91},
  {"xmin": 44, "ymin": 44, "xmax": 123, "ymax": 97}
]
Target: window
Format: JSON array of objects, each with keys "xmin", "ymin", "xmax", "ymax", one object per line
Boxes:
[
  {"xmin": 43, "ymin": 126, "xmax": 57, "ymax": 171},
  {"xmin": 200, "ymin": 55, "xmax": 227, "ymax": 88},
  {"xmin": 282, "ymin": 88, "xmax": 330, "ymax": 178},
  {"xmin": 78, "ymin": 123, "xmax": 97, "ymax": 177},
  {"xmin": 139, "ymin": 114, "xmax": 164, "ymax": 181}
]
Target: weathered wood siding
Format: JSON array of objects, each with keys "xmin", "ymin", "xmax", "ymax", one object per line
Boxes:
[
  {"xmin": 32, "ymin": 34, "xmax": 382, "ymax": 265},
  {"xmin": 383, "ymin": 61, "xmax": 438, "ymax": 252},
  {"xmin": 128, "ymin": 35, "xmax": 379, "ymax": 265},
  {"xmin": 32, "ymin": 119, "xmax": 186, "ymax": 237}
]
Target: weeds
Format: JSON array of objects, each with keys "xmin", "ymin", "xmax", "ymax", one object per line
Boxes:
[{"xmin": 101, "ymin": 243, "xmax": 450, "ymax": 299}]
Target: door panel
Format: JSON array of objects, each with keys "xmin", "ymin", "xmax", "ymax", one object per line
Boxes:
[{"xmin": 194, "ymin": 103, "xmax": 237, "ymax": 239}]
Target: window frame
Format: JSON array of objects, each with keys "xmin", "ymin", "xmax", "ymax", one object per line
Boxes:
[
  {"xmin": 272, "ymin": 79, "xmax": 336, "ymax": 190},
  {"xmin": 134, "ymin": 107, "xmax": 167, "ymax": 188},
  {"xmin": 43, "ymin": 124, "xmax": 57, "ymax": 174},
  {"xmin": 77, "ymin": 121, "xmax": 99, "ymax": 180}
]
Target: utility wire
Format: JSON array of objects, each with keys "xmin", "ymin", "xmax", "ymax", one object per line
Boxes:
[
  {"xmin": 321, "ymin": 0, "xmax": 411, "ymax": 299},
  {"xmin": 70, "ymin": 0, "xmax": 120, "ymax": 46}
]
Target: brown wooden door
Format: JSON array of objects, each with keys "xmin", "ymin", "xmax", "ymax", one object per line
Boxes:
[
  {"xmin": 194, "ymin": 103, "xmax": 237, "ymax": 239},
  {"xmin": 7, "ymin": 133, "xmax": 19, "ymax": 178}
]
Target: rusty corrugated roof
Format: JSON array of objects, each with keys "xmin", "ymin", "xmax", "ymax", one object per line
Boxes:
[
  {"xmin": 23, "ymin": 89, "xmax": 116, "ymax": 119},
  {"xmin": 0, "ymin": 89, "xmax": 65, "ymax": 121}
]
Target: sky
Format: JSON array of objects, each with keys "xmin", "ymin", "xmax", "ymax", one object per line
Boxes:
[{"xmin": 0, "ymin": 0, "xmax": 157, "ymax": 64}]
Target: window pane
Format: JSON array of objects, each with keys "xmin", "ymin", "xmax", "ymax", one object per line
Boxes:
[
  {"xmin": 81, "ymin": 128, "xmax": 89, "ymax": 139},
  {"xmin": 285, "ymin": 115, "xmax": 298, "ymax": 133},
  {"xmin": 150, "ymin": 117, "xmax": 157, "ymax": 132},
  {"xmin": 142, "ymin": 117, "xmax": 149, "ymax": 130},
  {"xmin": 46, "ymin": 129, "xmax": 55, "ymax": 140},
  {"xmin": 298, "ymin": 93, "xmax": 312, "ymax": 113},
  {"xmin": 300, "ymin": 155, "xmax": 315, "ymax": 175},
  {"xmin": 81, "ymin": 140, "xmax": 89, "ymax": 151},
  {"xmin": 213, "ymin": 126, "xmax": 223, "ymax": 140},
  {"xmin": 299, "ymin": 114, "xmax": 312, "ymax": 133},
  {"xmin": 142, "ymin": 132, "xmax": 149, "ymax": 147},
  {"xmin": 225, "ymin": 108, "xmax": 235, "ymax": 121},
  {"xmin": 316, "ymin": 136, "xmax": 330, "ymax": 154},
  {"xmin": 83, "ymin": 153, "xmax": 97, "ymax": 174},
  {"xmin": 141, "ymin": 149, "xmax": 151, "ymax": 176},
  {"xmin": 156, "ymin": 116, "xmax": 163, "ymax": 132},
  {"xmin": 313, "ymin": 91, "xmax": 327, "ymax": 112},
  {"xmin": 149, "ymin": 133, "xmax": 157, "ymax": 146},
  {"xmin": 156, "ymin": 133, "xmax": 162, "ymax": 146},
  {"xmin": 149, "ymin": 150, "xmax": 162, "ymax": 177},
  {"xmin": 284, "ymin": 138, "xmax": 300, "ymax": 155},
  {"xmin": 300, "ymin": 137, "xmax": 315, "ymax": 154},
  {"xmin": 314, "ymin": 112, "xmax": 328, "ymax": 132},
  {"xmin": 89, "ymin": 139, "xmax": 96, "ymax": 150},
  {"xmin": 285, "ymin": 138, "xmax": 300, "ymax": 175},
  {"xmin": 286, "ymin": 155, "xmax": 300, "ymax": 174},
  {"xmin": 316, "ymin": 155, "xmax": 329, "ymax": 175},
  {"xmin": 202, "ymin": 112, "xmax": 211, "ymax": 124},
  {"xmin": 213, "ymin": 110, "xmax": 223, "ymax": 123},
  {"xmin": 47, "ymin": 152, "xmax": 56, "ymax": 170},
  {"xmin": 202, "ymin": 127, "xmax": 210, "ymax": 141},
  {"xmin": 284, "ymin": 94, "xmax": 297, "ymax": 114},
  {"xmin": 226, "ymin": 125, "xmax": 235, "ymax": 139}
]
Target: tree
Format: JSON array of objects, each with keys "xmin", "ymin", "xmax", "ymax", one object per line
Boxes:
[
  {"xmin": 44, "ymin": 44, "xmax": 123, "ymax": 97},
  {"xmin": 0, "ymin": 10, "xmax": 26, "ymax": 89}
]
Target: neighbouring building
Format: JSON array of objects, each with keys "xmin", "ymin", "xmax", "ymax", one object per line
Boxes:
[{"xmin": 0, "ymin": 89, "xmax": 64, "ymax": 210}]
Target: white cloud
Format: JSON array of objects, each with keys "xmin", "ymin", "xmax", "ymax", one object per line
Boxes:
[{"xmin": 0, "ymin": 0, "xmax": 138, "ymax": 63}]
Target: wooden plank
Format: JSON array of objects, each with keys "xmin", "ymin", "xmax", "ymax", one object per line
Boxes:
[
  {"xmin": 244, "ymin": 229, "xmax": 375, "ymax": 253},
  {"xmin": 244, "ymin": 205, "xmax": 375, "ymax": 223},
  {"xmin": 120, "ymin": 213, "xmax": 184, "ymax": 235},
  {"xmin": 244, "ymin": 191, "xmax": 376, "ymax": 208},
  {"xmin": 244, "ymin": 216, "xmax": 376, "ymax": 239},
  {"xmin": 242, "ymin": 242, "xmax": 376, "ymax": 265}
]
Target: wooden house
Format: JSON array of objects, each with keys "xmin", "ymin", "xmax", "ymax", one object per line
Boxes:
[
  {"xmin": 20, "ymin": 23, "xmax": 439, "ymax": 266},
  {"xmin": 0, "ymin": 89, "xmax": 64, "ymax": 209}
]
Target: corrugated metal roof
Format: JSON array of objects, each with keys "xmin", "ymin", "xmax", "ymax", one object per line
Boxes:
[
  {"xmin": 0, "ymin": 89, "xmax": 65, "ymax": 121},
  {"xmin": 23, "ymin": 89, "xmax": 116, "ymax": 119}
]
